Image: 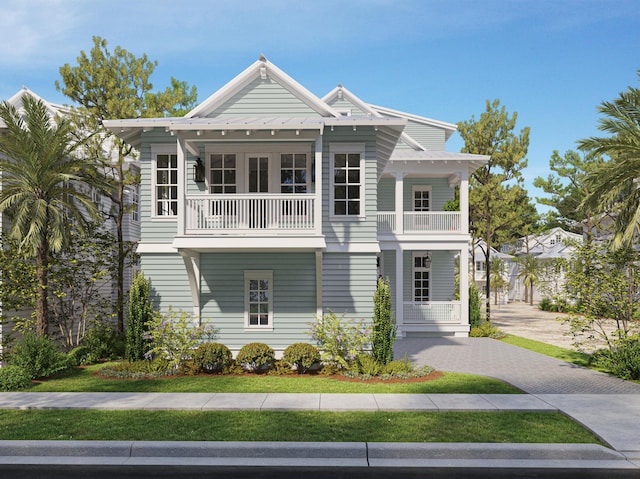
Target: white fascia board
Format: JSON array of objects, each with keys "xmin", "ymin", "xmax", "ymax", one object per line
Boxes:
[
  {"xmin": 172, "ymin": 235, "xmax": 326, "ymax": 251},
  {"xmin": 136, "ymin": 243, "xmax": 177, "ymax": 254},
  {"xmin": 325, "ymin": 242, "xmax": 381, "ymax": 253},
  {"xmin": 187, "ymin": 56, "xmax": 339, "ymax": 119},
  {"xmin": 369, "ymin": 103, "xmax": 458, "ymax": 139}
]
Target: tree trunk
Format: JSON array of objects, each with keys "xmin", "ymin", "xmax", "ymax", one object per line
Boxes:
[
  {"xmin": 114, "ymin": 152, "xmax": 126, "ymax": 334},
  {"xmin": 484, "ymin": 205, "xmax": 492, "ymax": 322},
  {"xmin": 35, "ymin": 238, "xmax": 50, "ymax": 337}
]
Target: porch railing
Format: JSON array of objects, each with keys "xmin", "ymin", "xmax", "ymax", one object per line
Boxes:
[
  {"xmin": 403, "ymin": 301, "xmax": 461, "ymax": 323},
  {"xmin": 377, "ymin": 211, "xmax": 461, "ymax": 234},
  {"xmin": 185, "ymin": 194, "xmax": 316, "ymax": 234}
]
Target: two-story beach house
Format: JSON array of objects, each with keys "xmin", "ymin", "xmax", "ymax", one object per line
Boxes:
[{"xmin": 104, "ymin": 56, "xmax": 488, "ymax": 354}]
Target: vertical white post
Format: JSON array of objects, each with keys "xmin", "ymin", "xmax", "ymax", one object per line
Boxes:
[
  {"xmin": 315, "ymin": 250, "xmax": 323, "ymax": 318},
  {"xmin": 395, "ymin": 245, "xmax": 404, "ymax": 337},
  {"xmin": 176, "ymin": 137, "xmax": 186, "ymax": 236},
  {"xmin": 395, "ymin": 172, "xmax": 404, "ymax": 234},
  {"xmin": 460, "ymin": 168, "xmax": 469, "ymax": 234},
  {"xmin": 459, "ymin": 245, "xmax": 469, "ymax": 330},
  {"xmin": 314, "ymin": 134, "xmax": 323, "ymax": 236}
]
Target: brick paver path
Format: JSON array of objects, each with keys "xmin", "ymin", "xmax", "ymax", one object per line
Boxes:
[{"xmin": 394, "ymin": 337, "xmax": 640, "ymax": 394}]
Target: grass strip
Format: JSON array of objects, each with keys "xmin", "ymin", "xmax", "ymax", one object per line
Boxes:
[
  {"xmin": 29, "ymin": 365, "xmax": 521, "ymax": 394},
  {"xmin": 501, "ymin": 335, "xmax": 592, "ymax": 368},
  {"xmin": 0, "ymin": 410, "xmax": 602, "ymax": 444}
]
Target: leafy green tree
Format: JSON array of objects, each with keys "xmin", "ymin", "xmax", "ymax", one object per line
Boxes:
[
  {"xmin": 577, "ymin": 69, "xmax": 640, "ymax": 248},
  {"xmin": 57, "ymin": 36, "xmax": 198, "ymax": 333},
  {"xmin": 458, "ymin": 99, "xmax": 530, "ymax": 320},
  {"xmin": 0, "ymin": 95, "xmax": 101, "ymax": 336},
  {"xmin": 489, "ymin": 257, "xmax": 508, "ymax": 306},
  {"xmin": 126, "ymin": 271, "xmax": 153, "ymax": 361},
  {"xmin": 372, "ymin": 277, "xmax": 396, "ymax": 365},
  {"xmin": 533, "ymin": 149, "xmax": 604, "ymax": 233}
]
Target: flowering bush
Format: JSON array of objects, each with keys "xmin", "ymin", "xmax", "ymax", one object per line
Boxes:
[
  {"xmin": 308, "ymin": 312, "xmax": 371, "ymax": 369},
  {"xmin": 144, "ymin": 308, "xmax": 217, "ymax": 369}
]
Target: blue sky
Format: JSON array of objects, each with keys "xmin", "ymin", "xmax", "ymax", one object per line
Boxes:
[{"xmin": 2, "ymin": 0, "xmax": 639, "ymax": 212}]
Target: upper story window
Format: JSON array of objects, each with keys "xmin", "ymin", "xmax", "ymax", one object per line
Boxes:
[
  {"xmin": 129, "ymin": 185, "xmax": 140, "ymax": 222},
  {"xmin": 330, "ymin": 143, "xmax": 365, "ymax": 218},
  {"xmin": 209, "ymin": 154, "xmax": 237, "ymax": 194},
  {"xmin": 475, "ymin": 260, "xmax": 486, "ymax": 272},
  {"xmin": 280, "ymin": 153, "xmax": 307, "ymax": 193},
  {"xmin": 154, "ymin": 150, "xmax": 178, "ymax": 217},
  {"xmin": 412, "ymin": 186, "xmax": 431, "ymax": 212}
]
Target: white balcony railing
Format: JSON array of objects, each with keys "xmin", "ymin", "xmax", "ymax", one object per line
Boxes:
[
  {"xmin": 185, "ymin": 194, "xmax": 316, "ymax": 234},
  {"xmin": 377, "ymin": 211, "xmax": 461, "ymax": 234},
  {"xmin": 403, "ymin": 301, "xmax": 462, "ymax": 323}
]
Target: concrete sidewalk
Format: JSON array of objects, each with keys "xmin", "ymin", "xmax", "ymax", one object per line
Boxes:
[{"xmin": 0, "ymin": 390, "xmax": 639, "ymax": 470}]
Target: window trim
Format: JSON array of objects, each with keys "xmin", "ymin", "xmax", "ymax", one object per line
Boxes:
[
  {"xmin": 151, "ymin": 144, "xmax": 179, "ymax": 221},
  {"xmin": 329, "ymin": 143, "xmax": 366, "ymax": 220},
  {"xmin": 411, "ymin": 185, "xmax": 432, "ymax": 212},
  {"xmin": 412, "ymin": 251, "xmax": 431, "ymax": 303},
  {"xmin": 244, "ymin": 270, "xmax": 274, "ymax": 331}
]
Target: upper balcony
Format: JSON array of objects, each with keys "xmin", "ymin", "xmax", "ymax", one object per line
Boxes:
[
  {"xmin": 185, "ymin": 194, "xmax": 318, "ymax": 235},
  {"xmin": 377, "ymin": 211, "xmax": 462, "ymax": 235}
]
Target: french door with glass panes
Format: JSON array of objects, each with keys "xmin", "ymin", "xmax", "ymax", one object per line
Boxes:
[{"xmin": 247, "ymin": 154, "xmax": 270, "ymax": 228}]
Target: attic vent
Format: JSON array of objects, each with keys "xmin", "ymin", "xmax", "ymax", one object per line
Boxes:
[{"xmin": 260, "ymin": 66, "xmax": 267, "ymax": 79}]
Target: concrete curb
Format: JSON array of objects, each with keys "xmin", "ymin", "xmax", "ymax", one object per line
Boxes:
[{"xmin": 0, "ymin": 441, "xmax": 637, "ymax": 469}]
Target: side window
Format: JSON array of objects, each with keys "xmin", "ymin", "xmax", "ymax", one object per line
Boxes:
[
  {"xmin": 412, "ymin": 186, "xmax": 431, "ymax": 212},
  {"xmin": 280, "ymin": 153, "xmax": 308, "ymax": 193},
  {"xmin": 413, "ymin": 252, "xmax": 431, "ymax": 302},
  {"xmin": 244, "ymin": 270, "xmax": 273, "ymax": 330},
  {"xmin": 331, "ymin": 144, "xmax": 364, "ymax": 218},
  {"xmin": 155, "ymin": 153, "xmax": 178, "ymax": 216}
]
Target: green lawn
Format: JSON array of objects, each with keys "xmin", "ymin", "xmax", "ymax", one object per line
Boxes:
[
  {"xmin": 29, "ymin": 363, "xmax": 521, "ymax": 394},
  {"xmin": 500, "ymin": 335, "xmax": 592, "ymax": 368},
  {"xmin": 0, "ymin": 410, "xmax": 603, "ymax": 444}
]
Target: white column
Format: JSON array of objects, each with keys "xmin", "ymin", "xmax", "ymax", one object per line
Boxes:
[
  {"xmin": 315, "ymin": 250, "xmax": 323, "ymax": 318},
  {"xmin": 459, "ymin": 245, "xmax": 469, "ymax": 331},
  {"xmin": 395, "ymin": 244, "xmax": 404, "ymax": 337},
  {"xmin": 314, "ymin": 134, "xmax": 323, "ymax": 236},
  {"xmin": 460, "ymin": 168, "xmax": 469, "ymax": 234},
  {"xmin": 176, "ymin": 137, "xmax": 187, "ymax": 236},
  {"xmin": 395, "ymin": 172, "xmax": 405, "ymax": 234},
  {"xmin": 180, "ymin": 252, "xmax": 201, "ymax": 323}
]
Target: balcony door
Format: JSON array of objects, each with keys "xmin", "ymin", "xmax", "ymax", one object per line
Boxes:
[{"xmin": 247, "ymin": 155, "xmax": 270, "ymax": 228}]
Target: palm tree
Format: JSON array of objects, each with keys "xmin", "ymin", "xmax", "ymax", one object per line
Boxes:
[
  {"xmin": 0, "ymin": 95, "xmax": 101, "ymax": 336},
  {"xmin": 578, "ymin": 70, "xmax": 640, "ymax": 248},
  {"xmin": 517, "ymin": 255, "xmax": 539, "ymax": 306}
]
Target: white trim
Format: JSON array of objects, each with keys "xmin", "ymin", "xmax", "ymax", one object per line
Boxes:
[
  {"xmin": 411, "ymin": 185, "xmax": 432, "ymax": 212},
  {"xmin": 136, "ymin": 243, "xmax": 177, "ymax": 254},
  {"xmin": 325, "ymin": 242, "xmax": 380, "ymax": 253},
  {"xmin": 315, "ymin": 251, "xmax": 323, "ymax": 318},
  {"xmin": 244, "ymin": 270, "xmax": 274, "ymax": 331},
  {"xmin": 329, "ymin": 143, "xmax": 366, "ymax": 220}
]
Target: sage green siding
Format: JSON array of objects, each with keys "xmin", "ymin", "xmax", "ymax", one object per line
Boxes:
[
  {"xmin": 141, "ymin": 253, "xmax": 192, "ymax": 311},
  {"xmin": 325, "ymin": 97, "xmax": 368, "ymax": 116},
  {"xmin": 199, "ymin": 252, "xmax": 317, "ymax": 350},
  {"xmin": 402, "ymin": 250, "xmax": 455, "ymax": 302},
  {"xmin": 403, "ymin": 178, "xmax": 454, "ymax": 211},
  {"xmin": 210, "ymin": 77, "xmax": 321, "ymax": 118},
  {"xmin": 395, "ymin": 120, "xmax": 446, "ymax": 150},
  {"xmin": 377, "ymin": 177, "xmax": 395, "ymax": 211},
  {"xmin": 381, "ymin": 249, "xmax": 397, "ymax": 310},
  {"xmin": 322, "ymin": 253, "xmax": 377, "ymax": 320},
  {"xmin": 322, "ymin": 128, "xmax": 379, "ymax": 244}
]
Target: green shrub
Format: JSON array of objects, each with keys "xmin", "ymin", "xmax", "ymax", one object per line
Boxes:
[
  {"xmin": 470, "ymin": 322, "xmax": 506, "ymax": 339},
  {"xmin": 98, "ymin": 359, "xmax": 175, "ymax": 379},
  {"xmin": 6, "ymin": 333, "xmax": 69, "ymax": 379},
  {"xmin": 353, "ymin": 353, "xmax": 382, "ymax": 376},
  {"xmin": 82, "ymin": 320, "xmax": 125, "ymax": 361},
  {"xmin": 66, "ymin": 345, "xmax": 93, "ymax": 367},
  {"xmin": 469, "ymin": 283, "xmax": 482, "ymax": 328},
  {"xmin": 382, "ymin": 356, "xmax": 414, "ymax": 375},
  {"xmin": 591, "ymin": 339, "xmax": 640, "ymax": 380},
  {"xmin": 538, "ymin": 297, "xmax": 556, "ymax": 312},
  {"xmin": 0, "ymin": 365, "xmax": 31, "ymax": 391},
  {"xmin": 282, "ymin": 343, "xmax": 320, "ymax": 374},
  {"xmin": 372, "ymin": 277, "xmax": 396, "ymax": 365},
  {"xmin": 236, "ymin": 343, "xmax": 275, "ymax": 372},
  {"xmin": 126, "ymin": 271, "xmax": 153, "ymax": 361},
  {"xmin": 193, "ymin": 342, "xmax": 233, "ymax": 373},
  {"xmin": 267, "ymin": 359, "xmax": 296, "ymax": 376},
  {"xmin": 308, "ymin": 312, "xmax": 371, "ymax": 369}
]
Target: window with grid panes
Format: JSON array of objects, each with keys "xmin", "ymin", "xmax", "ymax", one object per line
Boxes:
[
  {"xmin": 209, "ymin": 154, "xmax": 237, "ymax": 193},
  {"xmin": 156, "ymin": 153, "xmax": 178, "ymax": 216},
  {"xmin": 245, "ymin": 271, "xmax": 273, "ymax": 329},
  {"xmin": 333, "ymin": 152, "xmax": 361, "ymax": 216},
  {"xmin": 413, "ymin": 253, "xmax": 431, "ymax": 302},
  {"xmin": 280, "ymin": 153, "xmax": 307, "ymax": 193}
]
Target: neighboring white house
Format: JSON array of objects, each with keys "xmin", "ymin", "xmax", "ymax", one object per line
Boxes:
[
  {"xmin": 471, "ymin": 239, "xmax": 514, "ymax": 305},
  {"xmin": 103, "ymin": 55, "xmax": 489, "ymax": 352},
  {"xmin": 507, "ymin": 227, "xmax": 582, "ymax": 303}
]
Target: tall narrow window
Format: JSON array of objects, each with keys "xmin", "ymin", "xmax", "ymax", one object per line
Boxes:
[
  {"xmin": 209, "ymin": 154, "xmax": 237, "ymax": 194},
  {"xmin": 413, "ymin": 252, "xmax": 431, "ymax": 302},
  {"xmin": 331, "ymin": 147, "xmax": 363, "ymax": 217},
  {"xmin": 245, "ymin": 271, "xmax": 273, "ymax": 329},
  {"xmin": 280, "ymin": 153, "xmax": 307, "ymax": 193},
  {"xmin": 130, "ymin": 185, "xmax": 139, "ymax": 222},
  {"xmin": 155, "ymin": 153, "xmax": 178, "ymax": 216}
]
